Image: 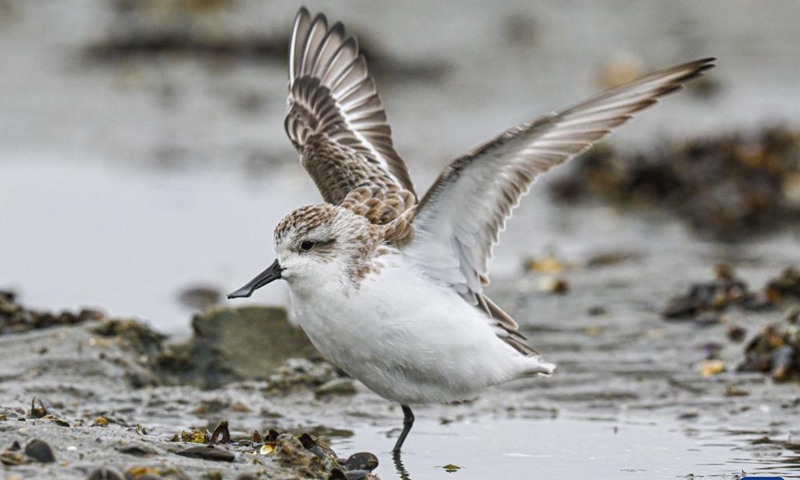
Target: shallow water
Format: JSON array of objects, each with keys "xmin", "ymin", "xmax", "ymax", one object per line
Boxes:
[{"xmin": 334, "ymin": 417, "xmax": 800, "ymax": 479}]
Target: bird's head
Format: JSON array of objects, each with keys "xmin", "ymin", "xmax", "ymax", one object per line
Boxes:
[{"xmin": 228, "ymin": 204, "xmax": 381, "ymax": 299}]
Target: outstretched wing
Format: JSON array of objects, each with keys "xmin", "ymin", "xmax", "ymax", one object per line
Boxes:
[
  {"xmin": 405, "ymin": 58, "xmax": 715, "ymax": 351},
  {"xmin": 285, "ymin": 8, "xmax": 415, "ymax": 225}
]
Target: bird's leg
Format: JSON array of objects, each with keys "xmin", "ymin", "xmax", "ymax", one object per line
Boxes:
[{"xmin": 391, "ymin": 404, "xmax": 415, "ymax": 454}]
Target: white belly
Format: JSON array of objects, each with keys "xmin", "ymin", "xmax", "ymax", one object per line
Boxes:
[{"xmin": 287, "ymin": 254, "xmax": 536, "ymax": 404}]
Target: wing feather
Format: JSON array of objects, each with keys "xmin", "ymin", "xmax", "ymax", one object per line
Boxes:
[
  {"xmin": 286, "ymin": 8, "xmax": 415, "ymax": 224},
  {"xmin": 405, "ymin": 58, "xmax": 716, "ymax": 353}
]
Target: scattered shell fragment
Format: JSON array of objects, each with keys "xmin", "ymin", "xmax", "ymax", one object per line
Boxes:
[
  {"xmin": 259, "ymin": 443, "xmax": 276, "ymax": 455},
  {"xmin": 29, "ymin": 397, "xmax": 48, "ymax": 418},
  {"xmin": 0, "ymin": 454, "xmax": 24, "ymax": 466},
  {"xmin": 177, "ymin": 429, "xmax": 208, "ymax": 444},
  {"xmin": 209, "ymin": 421, "xmax": 231, "ymax": 444},
  {"xmin": 724, "ymin": 384, "xmax": 750, "ymax": 397},
  {"xmin": 42, "ymin": 415, "xmax": 71, "ymax": 427},
  {"xmin": 124, "ymin": 466, "xmax": 160, "ymax": 479},
  {"xmin": 739, "ymin": 317, "xmax": 800, "ymax": 382},
  {"xmin": 538, "ymin": 277, "xmax": 569, "ymax": 294},
  {"xmin": 699, "ymin": 360, "xmax": 726, "ymax": 377},
  {"xmin": 525, "ymin": 253, "xmax": 568, "ymax": 274}
]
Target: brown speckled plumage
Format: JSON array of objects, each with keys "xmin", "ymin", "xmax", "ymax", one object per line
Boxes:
[
  {"xmin": 275, "ymin": 204, "xmax": 383, "ymax": 282},
  {"xmin": 280, "ymin": 8, "xmax": 714, "ymax": 356},
  {"xmin": 286, "ymin": 9, "xmax": 415, "ymax": 230}
]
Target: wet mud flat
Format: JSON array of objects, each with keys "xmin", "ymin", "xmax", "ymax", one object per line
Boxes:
[
  {"xmin": 3, "ymin": 251, "xmax": 800, "ymax": 479},
  {"xmin": 0, "ymin": 295, "xmax": 380, "ymax": 480}
]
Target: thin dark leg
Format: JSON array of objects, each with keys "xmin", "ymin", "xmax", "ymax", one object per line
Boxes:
[{"xmin": 391, "ymin": 404, "xmax": 415, "ymax": 454}]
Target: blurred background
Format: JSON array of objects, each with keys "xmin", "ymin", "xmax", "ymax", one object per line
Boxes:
[{"xmin": 1, "ymin": 0, "xmax": 799, "ymax": 334}]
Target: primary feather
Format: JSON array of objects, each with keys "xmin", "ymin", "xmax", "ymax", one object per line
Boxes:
[
  {"xmin": 286, "ymin": 8, "xmax": 415, "ymax": 228},
  {"xmin": 404, "ymin": 57, "xmax": 715, "ymax": 352}
]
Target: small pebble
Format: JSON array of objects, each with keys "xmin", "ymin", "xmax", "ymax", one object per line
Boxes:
[
  {"xmin": 538, "ymin": 277, "xmax": 569, "ymax": 294},
  {"xmin": 87, "ymin": 467, "xmax": 125, "ymax": 480},
  {"xmin": 315, "ymin": 378, "xmax": 357, "ymax": 397},
  {"xmin": 724, "ymin": 384, "xmax": 750, "ymax": 397},
  {"xmin": 344, "ymin": 452, "xmax": 379, "ymax": 471},
  {"xmin": 727, "ymin": 325, "xmax": 747, "ymax": 342},
  {"xmin": 29, "ymin": 397, "xmax": 48, "ymax": 418},
  {"xmin": 117, "ymin": 443, "xmax": 153, "ymax": 457},
  {"xmin": 24, "ymin": 439, "xmax": 56, "ymax": 463},
  {"xmin": 176, "ymin": 446, "xmax": 235, "ymax": 462},
  {"xmin": 699, "ymin": 360, "xmax": 725, "ymax": 378}
]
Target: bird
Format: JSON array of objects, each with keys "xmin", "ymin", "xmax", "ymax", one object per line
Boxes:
[{"xmin": 228, "ymin": 7, "xmax": 715, "ymax": 454}]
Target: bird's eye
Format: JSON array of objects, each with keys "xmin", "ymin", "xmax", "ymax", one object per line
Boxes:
[{"xmin": 299, "ymin": 240, "xmax": 316, "ymax": 251}]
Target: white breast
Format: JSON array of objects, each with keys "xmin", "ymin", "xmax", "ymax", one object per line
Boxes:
[{"xmin": 286, "ymin": 253, "xmax": 542, "ymax": 404}]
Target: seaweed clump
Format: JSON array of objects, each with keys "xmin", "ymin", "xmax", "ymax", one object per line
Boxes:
[
  {"xmin": 662, "ymin": 265, "xmax": 800, "ymax": 320},
  {"xmin": 739, "ymin": 307, "xmax": 800, "ymax": 382},
  {"xmin": 550, "ymin": 127, "xmax": 800, "ymax": 239},
  {"xmin": 0, "ymin": 291, "xmax": 103, "ymax": 335}
]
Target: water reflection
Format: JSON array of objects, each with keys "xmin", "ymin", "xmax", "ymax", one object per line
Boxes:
[
  {"xmin": 334, "ymin": 417, "xmax": 800, "ymax": 479},
  {"xmin": 392, "ymin": 452, "xmax": 413, "ymax": 480}
]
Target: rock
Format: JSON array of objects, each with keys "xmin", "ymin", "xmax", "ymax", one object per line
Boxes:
[
  {"xmin": 178, "ymin": 285, "xmax": 223, "ymax": 311},
  {"xmin": 91, "ymin": 319, "xmax": 166, "ymax": 359},
  {"xmin": 157, "ymin": 307, "xmax": 318, "ymax": 388},
  {"xmin": 87, "ymin": 467, "xmax": 126, "ymax": 480},
  {"xmin": 176, "ymin": 445, "xmax": 235, "ymax": 462},
  {"xmin": 29, "ymin": 397, "xmax": 48, "ymax": 418},
  {"xmin": 24, "ymin": 439, "xmax": 56, "ymax": 463},
  {"xmin": 118, "ymin": 441, "xmax": 163, "ymax": 456},
  {"xmin": 315, "ymin": 378, "xmax": 357, "ymax": 398},
  {"xmin": 728, "ymin": 325, "xmax": 747, "ymax": 342},
  {"xmin": 343, "ymin": 452, "xmax": 379, "ymax": 472}
]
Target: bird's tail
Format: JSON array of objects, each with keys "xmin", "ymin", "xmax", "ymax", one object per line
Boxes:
[{"xmin": 523, "ymin": 356, "xmax": 556, "ymax": 377}]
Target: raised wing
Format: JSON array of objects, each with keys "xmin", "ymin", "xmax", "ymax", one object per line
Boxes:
[
  {"xmin": 285, "ymin": 8, "xmax": 415, "ymax": 225},
  {"xmin": 405, "ymin": 58, "xmax": 715, "ymax": 349}
]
